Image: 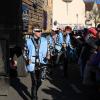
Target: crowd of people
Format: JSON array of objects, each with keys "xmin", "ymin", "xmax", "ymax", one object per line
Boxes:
[{"xmin": 22, "ymin": 24, "xmax": 100, "ymax": 100}]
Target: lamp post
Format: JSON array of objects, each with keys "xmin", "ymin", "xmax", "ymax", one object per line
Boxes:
[
  {"xmin": 66, "ymin": 3, "xmax": 68, "ymax": 15},
  {"xmin": 62, "ymin": 0, "xmax": 72, "ymax": 16},
  {"xmin": 76, "ymin": 13, "xmax": 78, "ymax": 26}
]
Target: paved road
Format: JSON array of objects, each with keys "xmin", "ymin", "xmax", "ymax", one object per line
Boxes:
[{"xmin": 0, "ymin": 63, "xmax": 100, "ymax": 100}]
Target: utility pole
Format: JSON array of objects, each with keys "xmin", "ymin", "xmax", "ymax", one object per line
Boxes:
[
  {"xmin": 76, "ymin": 13, "xmax": 78, "ymax": 26},
  {"xmin": 66, "ymin": 3, "xmax": 68, "ymax": 15}
]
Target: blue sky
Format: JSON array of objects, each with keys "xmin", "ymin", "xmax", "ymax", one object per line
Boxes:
[{"xmin": 83, "ymin": 0, "xmax": 100, "ymax": 4}]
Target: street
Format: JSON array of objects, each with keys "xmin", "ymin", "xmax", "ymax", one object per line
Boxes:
[
  {"xmin": 0, "ymin": 0, "xmax": 100, "ymax": 100},
  {"xmin": 0, "ymin": 62, "xmax": 100, "ymax": 100}
]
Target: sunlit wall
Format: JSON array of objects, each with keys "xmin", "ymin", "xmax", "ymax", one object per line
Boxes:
[{"xmin": 53, "ymin": 0, "xmax": 85, "ymax": 28}]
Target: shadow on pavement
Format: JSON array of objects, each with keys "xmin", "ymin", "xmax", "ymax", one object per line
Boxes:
[
  {"xmin": 42, "ymin": 63, "xmax": 100, "ymax": 100},
  {"xmin": 9, "ymin": 70, "xmax": 31, "ymax": 100}
]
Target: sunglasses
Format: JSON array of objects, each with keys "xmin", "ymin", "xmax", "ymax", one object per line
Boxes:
[
  {"xmin": 33, "ymin": 29, "xmax": 42, "ymax": 33},
  {"xmin": 35, "ymin": 30, "xmax": 42, "ymax": 32}
]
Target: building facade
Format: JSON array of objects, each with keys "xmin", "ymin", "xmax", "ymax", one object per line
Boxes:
[
  {"xmin": 43, "ymin": 0, "xmax": 53, "ymax": 32},
  {"xmin": 0, "ymin": 0, "xmax": 53, "ymax": 85},
  {"xmin": 22, "ymin": 0, "xmax": 53, "ymax": 33},
  {"xmin": 84, "ymin": 1, "xmax": 100, "ymax": 27},
  {"xmin": 53, "ymin": 0, "xmax": 85, "ymax": 29},
  {"xmin": 22, "ymin": 0, "xmax": 44, "ymax": 33}
]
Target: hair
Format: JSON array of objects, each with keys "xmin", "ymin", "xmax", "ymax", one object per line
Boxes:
[
  {"xmin": 97, "ymin": 24, "xmax": 100, "ymax": 32},
  {"xmin": 32, "ymin": 24, "xmax": 41, "ymax": 30},
  {"xmin": 97, "ymin": 24, "xmax": 100, "ymax": 29},
  {"xmin": 65, "ymin": 26, "xmax": 72, "ymax": 31}
]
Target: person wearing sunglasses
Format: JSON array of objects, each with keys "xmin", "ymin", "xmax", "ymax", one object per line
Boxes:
[{"xmin": 23, "ymin": 24, "xmax": 48, "ymax": 100}]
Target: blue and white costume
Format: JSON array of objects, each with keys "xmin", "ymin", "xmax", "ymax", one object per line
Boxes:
[{"xmin": 24, "ymin": 35, "xmax": 48, "ymax": 72}]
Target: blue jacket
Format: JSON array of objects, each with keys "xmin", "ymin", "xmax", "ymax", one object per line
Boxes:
[
  {"xmin": 24, "ymin": 36, "xmax": 48, "ymax": 72},
  {"xmin": 47, "ymin": 32, "xmax": 63, "ymax": 51},
  {"xmin": 65, "ymin": 33, "xmax": 71, "ymax": 47}
]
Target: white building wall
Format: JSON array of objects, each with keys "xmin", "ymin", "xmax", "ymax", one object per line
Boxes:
[{"xmin": 53, "ymin": 0, "xmax": 85, "ymax": 28}]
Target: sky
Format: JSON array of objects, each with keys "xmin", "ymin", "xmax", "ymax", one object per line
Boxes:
[{"xmin": 83, "ymin": 0, "xmax": 100, "ymax": 4}]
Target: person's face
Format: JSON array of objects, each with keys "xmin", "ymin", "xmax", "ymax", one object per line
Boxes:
[
  {"xmin": 34, "ymin": 30, "xmax": 42, "ymax": 38},
  {"xmin": 65, "ymin": 29, "xmax": 71, "ymax": 34},
  {"xmin": 97, "ymin": 27, "xmax": 100, "ymax": 38},
  {"xmin": 58, "ymin": 29, "xmax": 62, "ymax": 32},
  {"xmin": 52, "ymin": 30, "xmax": 56, "ymax": 35},
  {"xmin": 97, "ymin": 28, "xmax": 100, "ymax": 32}
]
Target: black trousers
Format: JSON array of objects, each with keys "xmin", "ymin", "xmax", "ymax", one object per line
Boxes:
[
  {"xmin": 30, "ymin": 70, "xmax": 42, "ymax": 100},
  {"xmin": 62, "ymin": 52, "xmax": 68, "ymax": 77},
  {"xmin": 50, "ymin": 51, "xmax": 68, "ymax": 77},
  {"xmin": 59, "ymin": 51, "xmax": 68, "ymax": 77}
]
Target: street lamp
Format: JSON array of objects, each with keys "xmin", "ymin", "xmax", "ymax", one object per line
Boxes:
[
  {"xmin": 62, "ymin": 0, "xmax": 72, "ymax": 15},
  {"xmin": 76, "ymin": 13, "xmax": 78, "ymax": 26}
]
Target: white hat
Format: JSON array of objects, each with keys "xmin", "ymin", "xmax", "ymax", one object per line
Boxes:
[{"xmin": 52, "ymin": 26, "xmax": 58, "ymax": 31}]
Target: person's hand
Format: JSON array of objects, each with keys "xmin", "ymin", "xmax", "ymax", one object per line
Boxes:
[
  {"xmin": 62, "ymin": 43, "xmax": 66, "ymax": 48},
  {"xmin": 29, "ymin": 59, "xmax": 32, "ymax": 64},
  {"xmin": 47, "ymin": 55, "xmax": 51, "ymax": 60},
  {"xmin": 10, "ymin": 60, "xmax": 17, "ymax": 69},
  {"xmin": 26, "ymin": 59, "xmax": 31, "ymax": 65}
]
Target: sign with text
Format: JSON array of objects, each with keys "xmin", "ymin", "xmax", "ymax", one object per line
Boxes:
[{"xmin": 22, "ymin": 4, "xmax": 29, "ymax": 32}]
